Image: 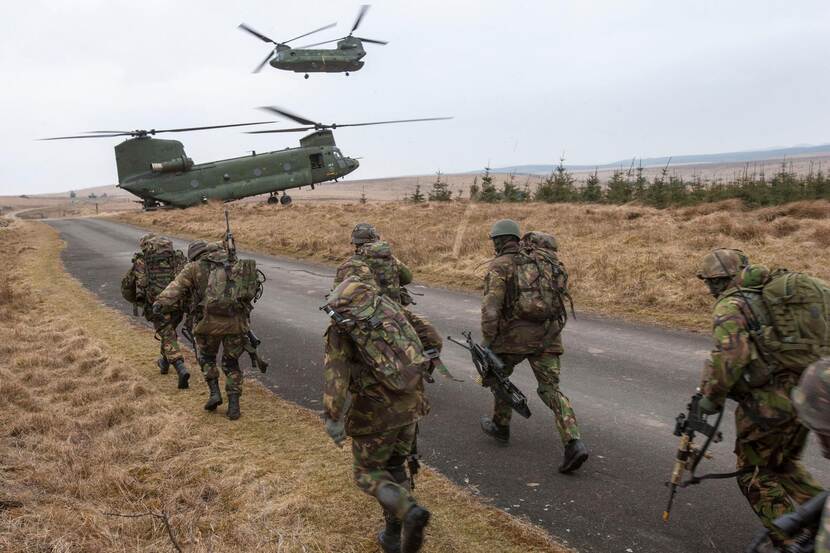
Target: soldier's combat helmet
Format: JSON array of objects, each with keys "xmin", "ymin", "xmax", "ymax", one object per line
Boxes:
[
  {"xmin": 696, "ymin": 248, "xmax": 749, "ymax": 280},
  {"xmin": 351, "ymin": 223, "xmax": 380, "ymax": 245},
  {"xmin": 187, "ymin": 239, "xmax": 210, "ymax": 261},
  {"xmin": 792, "ymin": 358, "xmax": 830, "ymax": 433},
  {"xmin": 489, "ymin": 219, "xmax": 521, "ymax": 240}
]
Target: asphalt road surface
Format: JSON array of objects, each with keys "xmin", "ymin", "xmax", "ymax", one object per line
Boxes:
[{"xmin": 49, "ymin": 217, "xmax": 830, "ymax": 553}]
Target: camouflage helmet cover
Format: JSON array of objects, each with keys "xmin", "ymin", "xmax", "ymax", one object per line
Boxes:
[
  {"xmin": 351, "ymin": 223, "xmax": 380, "ymax": 245},
  {"xmin": 792, "ymin": 358, "xmax": 830, "ymax": 433},
  {"xmin": 187, "ymin": 239, "xmax": 210, "ymax": 261},
  {"xmin": 696, "ymin": 248, "xmax": 749, "ymax": 280},
  {"xmin": 490, "ymin": 219, "xmax": 521, "ymax": 240}
]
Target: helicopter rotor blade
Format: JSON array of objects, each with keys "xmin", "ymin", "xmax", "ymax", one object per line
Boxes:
[
  {"xmin": 245, "ymin": 115, "xmax": 452, "ymax": 134},
  {"xmin": 39, "ymin": 121, "xmax": 276, "ymax": 141},
  {"xmin": 258, "ymin": 106, "xmax": 317, "ymax": 127},
  {"xmin": 351, "ymin": 4, "xmax": 369, "ymax": 34},
  {"xmin": 332, "ymin": 116, "xmax": 453, "ymax": 128},
  {"xmin": 353, "ymin": 36, "xmax": 387, "ymax": 45},
  {"xmin": 238, "ymin": 23, "xmax": 277, "ymax": 44},
  {"xmin": 38, "ymin": 133, "xmax": 133, "ymax": 141},
  {"xmin": 253, "ymin": 49, "xmax": 275, "ymax": 73},
  {"xmin": 152, "ymin": 121, "xmax": 277, "ymax": 134},
  {"xmin": 246, "ymin": 126, "xmax": 317, "ymax": 134},
  {"xmin": 298, "ymin": 37, "xmax": 343, "ymax": 48},
  {"xmin": 282, "ymin": 22, "xmax": 337, "ymax": 45}
]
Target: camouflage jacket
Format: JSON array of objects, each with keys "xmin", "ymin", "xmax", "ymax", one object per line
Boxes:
[
  {"xmin": 323, "ymin": 322, "xmax": 429, "ymax": 436},
  {"xmin": 481, "ymin": 243, "xmax": 563, "ymax": 355},
  {"xmin": 155, "ymin": 250, "xmax": 249, "ymax": 336},
  {"xmin": 333, "ymin": 245, "xmax": 413, "ymax": 303}
]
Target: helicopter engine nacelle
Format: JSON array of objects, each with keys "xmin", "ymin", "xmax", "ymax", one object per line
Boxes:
[{"xmin": 151, "ymin": 156, "xmax": 194, "ymax": 173}]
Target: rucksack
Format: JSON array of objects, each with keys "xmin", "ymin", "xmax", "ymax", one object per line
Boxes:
[
  {"xmin": 120, "ymin": 253, "xmax": 142, "ymax": 304},
  {"xmin": 325, "ymin": 277, "xmax": 427, "ymax": 393},
  {"xmin": 512, "ymin": 232, "xmax": 571, "ymax": 325},
  {"xmin": 141, "ymin": 236, "xmax": 185, "ymax": 304},
  {"xmin": 738, "ymin": 267, "xmax": 830, "ymax": 372},
  {"xmin": 203, "ymin": 252, "xmax": 260, "ymax": 317},
  {"xmin": 360, "ymin": 241, "xmax": 402, "ymax": 303}
]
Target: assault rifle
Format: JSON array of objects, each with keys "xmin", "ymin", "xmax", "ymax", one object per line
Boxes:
[
  {"xmin": 181, "ymin": 321, "xmax": 196, "ymax": 350},
  {"xmin": 245, "ymin": 329, "xmax": 269, "ymax": 373},
  {"xmin": 447, "ymin": 331, "xmax": 531, "ymax": 419},
  {"xmin": 224, "ymin": 208, "xmax": 237, "ymax": 262},
  {"xmin": 663, "ymin": 392, "xmax": 723, "ymax": 522},
  {"xmin": 746, "ymin": 491, "xmax": 828, "ymax": 552}
]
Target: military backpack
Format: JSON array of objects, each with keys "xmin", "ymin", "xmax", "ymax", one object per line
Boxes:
[
  {"xmin": 511, "ymin": 231, "xmax": 572, "ymax": 325},
  {"xmin": 141, "ymin": 236, "xmax": 185, "ymax": 304},
  {"xmin": 359, "ymin": 241, "xmax": 402, "ymax": 303},
  {"xmin": 324, "ymin": 277, "xmax": 427, "ymax": 393},
  {"xmin": 203, "ymin": 252, "xmax": 260, "ymax": 317},
  {"xmin": 735, "ymin": 266, "xmax": 830, "ymax": 374},
  {"xmin": 120, "ymin": 253, "xmax": 144, "ymax": 304}
]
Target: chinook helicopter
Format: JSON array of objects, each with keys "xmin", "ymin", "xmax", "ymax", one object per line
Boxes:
[
  {"xmin": 239, "ymin": 5, "xmax": 387, "ymax": 78},
  {"xmin": 39, "ymin": 108, "xmax": 450, "ymax": 209}
]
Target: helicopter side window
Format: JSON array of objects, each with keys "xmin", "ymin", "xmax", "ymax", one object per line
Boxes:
[
  {"xmin": 333, "ymin": 151, "xmax": 346, "ymax": 168},
  {"xmin": 310, "ymin": 153, "xmax": 324, "ymax": 169}
]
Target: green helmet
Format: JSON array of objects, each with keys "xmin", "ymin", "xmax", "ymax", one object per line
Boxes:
[
  {"xmin": 187, "ymin": 239, "xmax": 210, "ymax": 261},
  {"xmin": 792, "ymin": 358, "xmax": 830, "ymax": 433},
  {"xmin": 696, "ymin": 248, "xmax": 749, "ymax": 280},
  {"xmin": 489, "ymin": 219, "xmax": 521, "ymax": 240},
  {"xmin": 351, "ymin": 223, "xmax": 379, "ymax": 245}
]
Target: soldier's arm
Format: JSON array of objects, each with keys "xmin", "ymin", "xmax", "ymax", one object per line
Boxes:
[
  {"xmin": 323, "ymin": 325, "xmax": 358, "ymax": 421},
  {"xmin": 481, "ymin": 262, "xmax": 508, "ymax": 345},
  {"xmin": 396, "ymin": 257, "xmax": 413, "ymax": 286},
  {"xmin": 155, "ymin": 262, "xmax": 197, "ymax": 309},
  {"xmin": 699, "ymin": 298, "xmax": 753, "ymax": 411}
]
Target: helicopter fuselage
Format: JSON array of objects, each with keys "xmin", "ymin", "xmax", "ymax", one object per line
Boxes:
[
  {"xmin": 271, "ymin": 39, "xmax": 367, "ymax": 74},
  {"xmin": 116, "ymin": 131, "xmax": 358, "ymax": 208}
]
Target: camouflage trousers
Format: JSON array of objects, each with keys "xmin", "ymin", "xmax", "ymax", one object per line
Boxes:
[
  {"xmin": 151, "ymin": 312, "xmax": 184, "ymax": 364},
  {"xmin": 194, "ymin": 334, "xmax": 245, "ymax": 395},
  {"xmin": 816, "ymin": 501, "xmax": 830, "ymax": 553},
  {"xmin": 735, "ymin": 422, "xmax": 823, "ymax": 546},
  {"xmin": 352, "ymin": 423, "xmax": 418, "ymax": 520},
  {"xmin": 403, "ymin": 309, "xmax": 442, "ymax": 353},
  {"xmin": 492, "ymin": 353, "xmax": 580, "ymax": 445}
]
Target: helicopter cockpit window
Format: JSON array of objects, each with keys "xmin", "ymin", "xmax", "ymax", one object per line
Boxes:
[
  {"xmin": 310, "ymin": 153, "xmax": 324, "ymax": 169},
  {"xmin": 333, "ymin": 151, "xmax": 346, "ymax": 168}
]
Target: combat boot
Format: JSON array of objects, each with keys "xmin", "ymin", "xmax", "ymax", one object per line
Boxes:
[
  {"xmin": 558, "ymin": 438, "xmax": 589, "ymax": 474},
  {"xmin": 157, "ymin": 357, "xmax": 170, "ymax": 374},
  {"xmin": 377, "ymin": 510, "xmax": 402, "ymax": 553},
  {"xmin": 480, "ymin": 416, "xmax": 509, "ymax": 445},
  {"xmin": 204, "ymin": 378, "xmax": 222, "ymax": 411},
  {"xmin": 227, "ymin": 393, "xmax": 241, "ymax": 420},
  {"xmin": 174, "ymin": 360, "xmax": 190, "ymax": 389},
  {"xmin": 401, "ymin": 505, "xmax": 430, "ymax": 553}
]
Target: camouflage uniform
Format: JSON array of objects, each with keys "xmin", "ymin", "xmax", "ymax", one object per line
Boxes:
[
  {"xmin": 156, "ymin": 247, "xmax": 249, "ymax": 417},
  {"xmin": 481, "ymin": 240, "xmax": 580, "ymax": 445},
  {"xmin": 323, "ymin": 277, "xmax": 431, "ymax": 552},
  {"xmin": 698, "ymin": 253, "xmax": 823, "ymax": 546}
]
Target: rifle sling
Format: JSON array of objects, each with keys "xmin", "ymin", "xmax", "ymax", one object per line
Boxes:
[{"xmin": 683, "ymin": 466, "xmax": 754, "ymax": 487}]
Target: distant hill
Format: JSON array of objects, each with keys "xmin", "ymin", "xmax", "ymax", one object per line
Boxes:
[{"xmin": 491, "ymin": 144, "xmax": 830, "ymax": 175}]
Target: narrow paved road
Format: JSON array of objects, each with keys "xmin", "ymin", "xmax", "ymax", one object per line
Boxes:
[{"xmin": 49, "ymin": 218, "xmax": 829, "ymax": 553}]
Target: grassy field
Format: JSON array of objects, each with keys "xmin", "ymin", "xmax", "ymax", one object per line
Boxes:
[
  {"xmin": 0, "ymin": 221, "xmax": 570, "ymax": 552},
  {"xmin": 115, "ymin": 199, "xmax": 830, "ymax": 331}
]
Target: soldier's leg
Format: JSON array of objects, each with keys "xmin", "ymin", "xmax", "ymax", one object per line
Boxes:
[
  {"xmin": 196, "ymin": 335, "xmax": 223, "ymax": 410},
  {"xmin": 221, "ymin": 334, "xmax": 245, "ymax": 420},
  {"xmin": 491, "ymin": 354, "xmax": 521, "ymax": 427},
  {"xmin": 157, "ymin": 312, "xmax": 189, "ymax": 388},
  {"xmin": 528, "ymin": 353, "xmax": 581, "ymax": 445},
  {"xmin": 737, "ymin": 467, "xmax": 801, "ymax": 546}
]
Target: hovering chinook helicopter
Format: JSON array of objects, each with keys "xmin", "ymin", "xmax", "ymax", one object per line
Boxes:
[
  {"xmin": 39, "ymin": 108, "xmax": 450, "ymax": 209},
  {"xmin": 239, "ymin": 5, "xmax": 387, "ymax": 78}
]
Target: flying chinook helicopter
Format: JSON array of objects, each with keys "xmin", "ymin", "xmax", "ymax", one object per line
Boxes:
[
  {"xmin": 39, "ymin": 109, "xmax": 450, "ymax": 209},
  {"xmin": 239, "ymin": 5, "xmax": 387, "ymax": 78}
]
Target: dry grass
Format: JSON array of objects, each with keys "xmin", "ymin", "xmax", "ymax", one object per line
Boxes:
[
  {"xmin": 0, "ymin": 220, "xmax": 569, "ymax": 552},
  {"xmin": 115, "ymin": 199, "xmax": 830, "ymax": 330}
]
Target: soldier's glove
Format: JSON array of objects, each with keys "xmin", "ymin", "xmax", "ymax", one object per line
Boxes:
[
  {"xmin": 151, "ymin": 302, "xmax": 163, "ymax": 317},
  {"xmin": 325, "ymin": 417, "xmax": 346, "ymax": 448},
  {"xmin": 697, "ymin": 395, "xmax": 720, "ymax": 417}
]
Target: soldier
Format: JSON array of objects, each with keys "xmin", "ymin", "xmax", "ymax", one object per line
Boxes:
[
  {"xmin": 792, "ymin": 358, "xmax": 830, "ymax": 552},
  {"xmin": 323, "ymin": 277, "xmax": 432, "ymax": 553},
  {"xmin": 695, "ymin": 249, "xmax": 823, "ymax": 549},
  {"xmin": 334, "ymin": 223, "xmax": 445, "ymax": 374},
  {"xmin": 153, "ymin": 239, "xmax": 249, "ymax": 420},
  {"xmin": 479, "ymin": 219, "xmax": 588, "ymax": 474},
  {"xmin": 121, "ymin": 233, "xmax": 190, "ymax": 389}
]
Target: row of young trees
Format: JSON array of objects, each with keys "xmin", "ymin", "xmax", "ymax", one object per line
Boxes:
[{"xmin": 408, "ymin": 161, "xmax": 830, "ymax": 208}]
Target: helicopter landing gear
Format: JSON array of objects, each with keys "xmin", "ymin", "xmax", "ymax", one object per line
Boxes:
[
  {"xmin": 304, "ymin": 73, "xmax": 309, "ymax": 79},
  {"xmin": 267, "ymin": 194, "xmax": 279, "ymax": 205},
  {"xmin": 345, "ymin": 72, "xmax": 350, "ymax": 76},
  {"xmin": 280, "ymin": 194, "xmax": 292, "ymax": 205}
]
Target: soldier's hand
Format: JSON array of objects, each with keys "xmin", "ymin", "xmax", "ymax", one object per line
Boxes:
[{"xmin": 325, "ymin": 417, "xmax": 346, "ymax": 448}]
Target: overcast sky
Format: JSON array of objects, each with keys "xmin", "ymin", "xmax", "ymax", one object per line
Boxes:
[{"xmin": 2, "ymin": 0, "xmax": 828, "ymax": 195}]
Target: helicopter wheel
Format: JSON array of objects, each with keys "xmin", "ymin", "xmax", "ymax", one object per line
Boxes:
[
  {"xmin": 345, "ymin": 72, "xmax": 350, "ymax": 76},
  {"xmin": 280, "ymin": 194, "xmax": 292, "ymax": 205},
  {"xmin": 304, "ymin": 74, "xmax": 309, "ymax": 79},
  {"xmin": 267, "ymin": 195, "xmax": 278, "ymax": 205}
]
